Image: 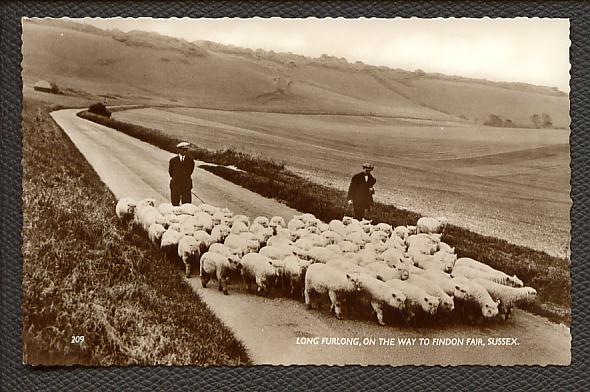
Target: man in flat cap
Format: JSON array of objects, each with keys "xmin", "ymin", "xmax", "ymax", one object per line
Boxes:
[
  {"xmin": 347, "ymin": 163, "xmax": 376, "ymax": 220},
  {"xmin": 168, "ymin": 142, "xmax": 195, "ymax": 206}
]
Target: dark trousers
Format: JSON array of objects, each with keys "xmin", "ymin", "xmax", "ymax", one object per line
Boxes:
[
  {"xmin": 353, "ymin": 203, "xmax": 370, "ymax": 220},
  {"xmin": 171, "ymin": 186, "xmax": 191, "ymax": 206}
]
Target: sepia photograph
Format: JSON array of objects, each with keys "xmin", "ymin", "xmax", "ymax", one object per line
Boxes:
[{"xmin": 20, "ymin": 17, "xmax": 571, "ymax": 366}]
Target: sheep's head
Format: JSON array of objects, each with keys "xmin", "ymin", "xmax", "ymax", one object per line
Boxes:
[
  {"xmin": 482, "ymin": 300, "xmax": 500, "ymax": 318},
  {"xmin": 345, "ymin": 273, "xmax": 363, "ymax": 292},
  {"xmin": 421, "ymin": 296, "xmax": 439, "ymax": 315},
  {"xmin": 387, "ymin": 289, "xmax": 406, "ymax": 310},
  {"xmin": 510, "ymin": 275, "xmax": 524, "ymax": 287},
  {"xmin": 442, "ymin": 295, "xmax": 455, "ymax": 312}
]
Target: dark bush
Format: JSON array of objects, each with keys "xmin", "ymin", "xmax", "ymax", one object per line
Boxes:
[{"xmin": 88, "ymin": 102, "xmax": 111, "ymax": 118}]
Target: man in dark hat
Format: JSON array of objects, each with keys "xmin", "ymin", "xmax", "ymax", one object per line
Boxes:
[
  {"xmin": 168, "ymin": 142, "xmax": 195, "ymax": 206},
  {"xmin": 347, "ymin": 163, "xmax": 376, "ymax": 219}
]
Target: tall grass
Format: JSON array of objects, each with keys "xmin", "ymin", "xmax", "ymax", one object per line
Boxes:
[
  {"xmin": 79, "ymin": 111, "xmax": 571, "ymax": 325},
  {"xmin": 22, "ymin": 99, "xmax": 250, "ymax": 365}
]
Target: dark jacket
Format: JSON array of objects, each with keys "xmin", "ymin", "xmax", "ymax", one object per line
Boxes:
[
  {"xmin": 169, "ymin": 155, "xmax": 195, "ymax": 190},
  {"xmin": 347, "ymin": 172, "xmax": 376, "ymax": 207}
]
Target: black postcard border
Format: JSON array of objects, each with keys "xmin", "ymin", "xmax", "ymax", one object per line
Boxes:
[{"xmin": 1, "ymin": 1, "xmax": 588, "ymax": 390}]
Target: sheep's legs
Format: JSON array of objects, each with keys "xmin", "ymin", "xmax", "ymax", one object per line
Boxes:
[
  {"xmin": 371, "ymin": 302, "xmax": 385, "ymax": 326},
  {"xmin": 328, "ymin": 290, "xmax": 343, "ymax": 319},
  {"xmin": 304, "ymin": 287, "xmax": 313, "ymax": 309},
  {"xmin": 200, "ymin": 273, "xmax": 210, "ymax": 288}
]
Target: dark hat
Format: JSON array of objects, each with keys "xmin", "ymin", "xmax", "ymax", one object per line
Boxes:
[{"xmin": 362, "ymin": 163, "xmax": 374, "ymax": 170}]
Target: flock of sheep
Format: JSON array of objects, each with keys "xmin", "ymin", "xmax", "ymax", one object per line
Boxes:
[{"xmin": 116, "ymin": 197, "xmax": 537, "ymax": 326}]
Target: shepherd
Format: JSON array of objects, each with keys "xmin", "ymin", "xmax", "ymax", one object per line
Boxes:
[
  {"xmin": 169, "ymin": 141, "xmax": 195, "ymax": 206},
  {"xmin": 347, "ymin": 163, "xmax": 376, "ymax": 220}
]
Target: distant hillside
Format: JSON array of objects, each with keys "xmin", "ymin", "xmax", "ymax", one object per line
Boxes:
[{"xmin": 22, "ymin": 18, "xmax": 569, "ymax": 127}]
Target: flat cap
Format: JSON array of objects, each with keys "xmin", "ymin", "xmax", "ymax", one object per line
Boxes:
[
  {"xmin": 362, "ymin": 163, "xmax": 374, "ymax": 170},
  {"xmin": 176, "ymin": 142, "xmax": 190, "ymax": 148}
]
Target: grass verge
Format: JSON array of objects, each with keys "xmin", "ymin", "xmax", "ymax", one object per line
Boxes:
[
  {"xmin": 78, "ymin": 110, "xmax": 571, "ymax": 325},
  {"xmin": 22, "ymin": 99, "xmax": 250, "ymax": 366}
]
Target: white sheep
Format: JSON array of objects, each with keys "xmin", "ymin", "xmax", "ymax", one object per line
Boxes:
[
  {"xmin": 303, "ymin": 263, "xmax": 359, "ymax": 319},
  {"xmin": 382, "ymin": 248, "xmax": 412, "ymax": 268},
  {"xmin": 406, "ymin": 275, "xmax": 454, "ymax": 313},
  {"xmin": 453, "ymin": 279, "xmax": 500, "ymax": 320},
  {"xmin": 416, "ymin": 216, "xmax": 448, "ymax": 235},
  {"xmin": 373, "ymin": 222, "xmax": 393, "ymax": 236},
  {"xmin": 472, "ymin": 278, "xmax": 537, "ymax": 321},
  {"xmin": 259, "ymin": 245, "xmax": 294, "ymax": 261},
  {"xmin": 384, "ymin": 235, "xmax": 406, "ymax": 250},
  {"xmin": 193, "ymin": 230, "xmax": 213, "ymax": 254},
  {"xmin": 134, "ymin": 205, "xmax": 166, "ymax": 232},
  {"xmin": 196, "ymin": 203, "xmax": 220, "ymax": 215},
  {"xmin": 115, "ymin": 197, "xmax": 136, "ymax": 224},
  {"xmin": 393, "ymin": 225, "xmax": 411, "ymax": 240},
  {"xmin": 253, "ymin": 216, "xmax": 270, "ymax": 228},
  {"xmin": 438, "ymin": 242, "xmax": 455, "ymax": 254},
  {"xmin": 269, "ymin": 216, "xmax": 287, "ymax": 229},
  {"xmin": 210, "ymin": 224, "xmax": 231, "ymax": 244},
  {"xmin": 147, "ymin": 223, "xmax": 166, "ymax": 247},
  {"xmin": 306, "ymin": 246, "xmax": 341, "ymax": 264},
  {"xmin": 454, "ymin": 257, "xmax": 524, "ymax": 287},
  {"xmin": 339, "ymin": 240, "xmax": 360, "ymax": 253},
  {"xmin": 192, "ymin": 211, "xmax": 214, "ymax": 233},
  {"xmin": 240, "ymin": 253, "xmax": 280, "ymax": 296},
  {"xmin": 364, "ymin": 262, "xmax": 409, "ymax": 281},
  {"xmin": 321, "ymin": 230, "xmax": 343, "ymax": 245},
  {"xmin": 287, "ymin": 218, "xmax": 306, "ymax": 233},
  {"xmin": 282, "ymin": 255, "xmax": 313, "ymax": 298},
  {"xmin": 346, "ymin": 273, "xmax": 406, "ymax": 325},
  {"xmin": 200, "ymin": 251, "xmax": 241, "ymax": 295},
  {"xmin": 229, "ymin": 220, "xmax": 249, "ymax": 235},
  {"xmin": 370, "ymin": 230, "xmax": 389, "ymax": 243},
  {"xmin": 386, "ymin": 279, "xmax": 440, "ymax": 324},
  {"xmin": 224, "ymin": 234, "xmax": 259, "ymax": 257},
  {"xmin": 451, "ymin": 265, "xmax": 522, "ymax": 287},
  {"xmin": 179, "ymin": 203, "xmax": 199, "ymax": 216},
  {"xmin": 232, "ymin": 214, "xmax": 250, "ymax": 228},
  {"xmin": 208, "ymin": 242, "xmax": 238, "ymax": 258},
  {"xmin": 178, "ymin": 235, "xmax": 201, "ymax": 277},
  {"xmin": 409, "ymin": 249, "xmax": 456, "ymax": 273},
  {"xmin": 328, "ymin": 220, "xmax": 346, "ymax": 235},
  {"xmin": 157, "ymin": 202, "xmax": 174, "ymax": 216}
]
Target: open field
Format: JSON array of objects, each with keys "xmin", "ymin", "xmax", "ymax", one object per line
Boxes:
[
  {"xmin": 79, "ymin": 111, "xmax": 570, "ymax": 324},
  {"xmin": 113, "ymin": 106, "xmax": 571, "ymax": 258},
  {"xmin": 21, "ymin": 97, "xmax": 250, "ymax": 365}
]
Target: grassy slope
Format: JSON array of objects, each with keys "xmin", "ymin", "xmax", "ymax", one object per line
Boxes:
[
  {"xmin": 78, "ymin": 111, "xmax": 571, "ymax": 325},
  {"xmin": 22, "ymin": 19, "xmax": 568, "ymax": 125},
  {"xmin": 22, "ymin": 98, "xmax": 250, "ymax": 366}
]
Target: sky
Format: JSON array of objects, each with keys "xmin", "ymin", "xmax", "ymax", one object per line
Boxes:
[{"xmin": 79, "ymin": 17, "xmax": 570, "ymax": 92}]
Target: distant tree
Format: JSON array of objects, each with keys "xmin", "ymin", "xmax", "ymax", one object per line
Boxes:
[
  {"xmin": 503, "ymin": 119, "xmax": 515, "ymax": 128},
  {"xmin": 541, "ymin": 113, "xmax": 553, "ymax": 128},
  {"xmin": 88, "ymin": 103, "xmax": 111, "ymax": 118},
  {"xmin": 414, "ymin": 69, "xmax": 426, "ymax": 77},
  {"xmin": 483, "ymin": 113, "xmax": 504, "ymax": 127},
  {"xmin": 530, "ymin": 114, "xmax": 542, "ymax": 128}
]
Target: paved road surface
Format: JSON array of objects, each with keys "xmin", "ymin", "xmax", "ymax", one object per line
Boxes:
[{"xmin": 50, "ymin": 108, "xmax": 571, "ymax": 365}]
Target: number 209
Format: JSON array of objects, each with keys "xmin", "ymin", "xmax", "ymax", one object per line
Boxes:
[{"xmin": 71, "ymin": 335, "xmax": 84, "ymax": 344}]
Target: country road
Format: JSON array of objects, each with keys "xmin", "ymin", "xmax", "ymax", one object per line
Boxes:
[{"xmin": 50, "ymin": 108, "xmax": 571, "ymax": 365}]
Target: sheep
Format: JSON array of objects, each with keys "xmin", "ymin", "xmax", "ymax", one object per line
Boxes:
[
  {"xmin": 406, "ymin": 275, "xmax": 454, "ymax": 313},
  {"xmin": 192, "ymin": 211, "xmax": 214, "ymax": 233},
  {"xmin": 307, "ymin": 247, "xmax": 341, "ymax": 264},
  {"xmin": 178, "ymin": 235, "xmax": 201, "ymax": 277},
  {"xmin": 364, "ymin": 262, "xmax": 409, "ymax": 281},
  {"xmin": 472, "ymin": 278, "xmax": 537, "ymax": 321},
  {"xmin": 454, "ymin": 257, "xmax": 524, "ymax": 287},
  {"xmin": 253, "ymin": 216, "xmax": 270, "ymax": 228},
  {"xmin": 393, "ymin": 225, "xmax": 411, "ymax": 240},
  {"xmin": 193, "ymin": 230, "xmax": 213, "ymax": 254},
  {"xmin": 136, "ymin": 198, "xmax": 157, "ymax": 208},
  {"xmin": 370, "ymin": 230, "xmax": 389, "ymax": 243},
  {"xmin": 230, "ymin": 220, "xmax": 249, "ymax": 235},
  {"xmin": 115, "ymin": 197, "xmax": 136, "ymax": 224},
  {"xmin": 355, "ymin": 249, "xmax": 379, "ymax": 266},
  {"xmin": 409, "ymin": 249, "xmax": 456, "ymax": 273},
  {"xmin": 382, "ymin": 248, "xmax": 413, "ymax": 268},
  {"xmin": 321, "ymin": 230, "xmax": 343, "ymax": 245},
  {"xmin": 133, "ymin": 204, "xmax": 159, "ymax": 231},
  {"xmin": 295, "ymin": 238, "xmax": 315, "ymax": 252},
  {"xmin": 406, "ymin": 234, "xmax": 439, "ymax": 255},
  {"xmin": 417, "ymin": 216, "xmax": 448, "ymax": 235},
  {"xmin": 199, "ymin": 251, "xmax": 241, "ymax": 295},
  {"xmin": 287, "ymin": 218, "xmax": 305, "ymax": 232},
  {"xmin": 240, "ymin": 253, "xmax": 280, "ymax": 296},
  {"xmin": 179, "ymin": 203, "xmax": 199, "ymax": 216},
  {"xmin": 269, "ymin": 216, "xmax": 287, "ymax": 229},
  {"xmin": 365, "ymin": 241, "xmax": 388, "ymax": 256},
  {"xmin": 386, "ymin": 280, "xmax": 440, "ymax": 324},
  {"xmin": 196, "ymin": 203, "xmax": 220, "ymax": 215},
  {"xmin": 303, "ymin": 263, "xmax": 359, "ymax": 319},
  {"xmin": 421, "ymin": 269, "xmax": 457, "ymax": 295},
  {"xmin": 224, "ymin": 234, "xmax": 259, "ymax": 257},
  {"xmin": 232, "ymin": 214, "xmax": 250, "ymax": 228},
  {"xmin": 259, "ymin": 245, "xmax": 294, "ymax": 261},
  {"xmin": 345, "ymin": 231, "xmax": 370, "ymax": 248},
  {"xmin": 157, "ymin": 202, "xmax": 174, "ymax": 216},
  {"xmin": 317, "ymin": 222, "xmax": 330, "ymax": 233},
  {"xmin": 326, "ymin": 258, "xmax": 377, "ymax": 278},
  {"xmin": 326, "ymin": 244, "xmax": 344, "ymax": 255},
  {"xmin": 164, "ymin": 213, "xmax": 181, "ymax": 227},
  {"xmin": 373, "ymin": 222, "xmax": 393, "ymax": 236},
  {"xmin": 346, "ymin": 273, "xmax": 406, "ymax": 325},
  {"xmin": 282, "ymin": 255, "xmax": 313, "ymax": 298},
  {"xmin": 384, "ymin": 235, "xmax": 406, "ymax": 250},
  {"xmin": 339, "ymin": 240, "xmax": 360, "ymax": 253},
  {"xmin": 293, "ymin": 228, "xmax": 311, "ymax": 241},
  {"xmin": 451, "ymin": 265, "xmax": 521, "ymax": 287},
  {"xmin": 210, "ymin": 224, "xmax": 231, "ymax": 244},
  {"xmin": 208, "ymin": 242, "xmax": 239, "ymax": 258},
  {"xmin": 147, "ymin": 223, "xmax": 166, "ymax": 247},
  {"xmin": 328, "ymin": 220, "xmax": 346, "ymax": 235},
  {"xmin": 438, "ymin": 242, "xmax": 455, "ymax": 254},
  {"xmin": 452, "ymin": 279, "xmax": 500, "ymax": 321}
]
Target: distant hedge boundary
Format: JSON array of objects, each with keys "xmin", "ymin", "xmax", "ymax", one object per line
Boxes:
[{"xmin": 78, "ymin": 110, "xmax": 571, "ymax": 325}]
